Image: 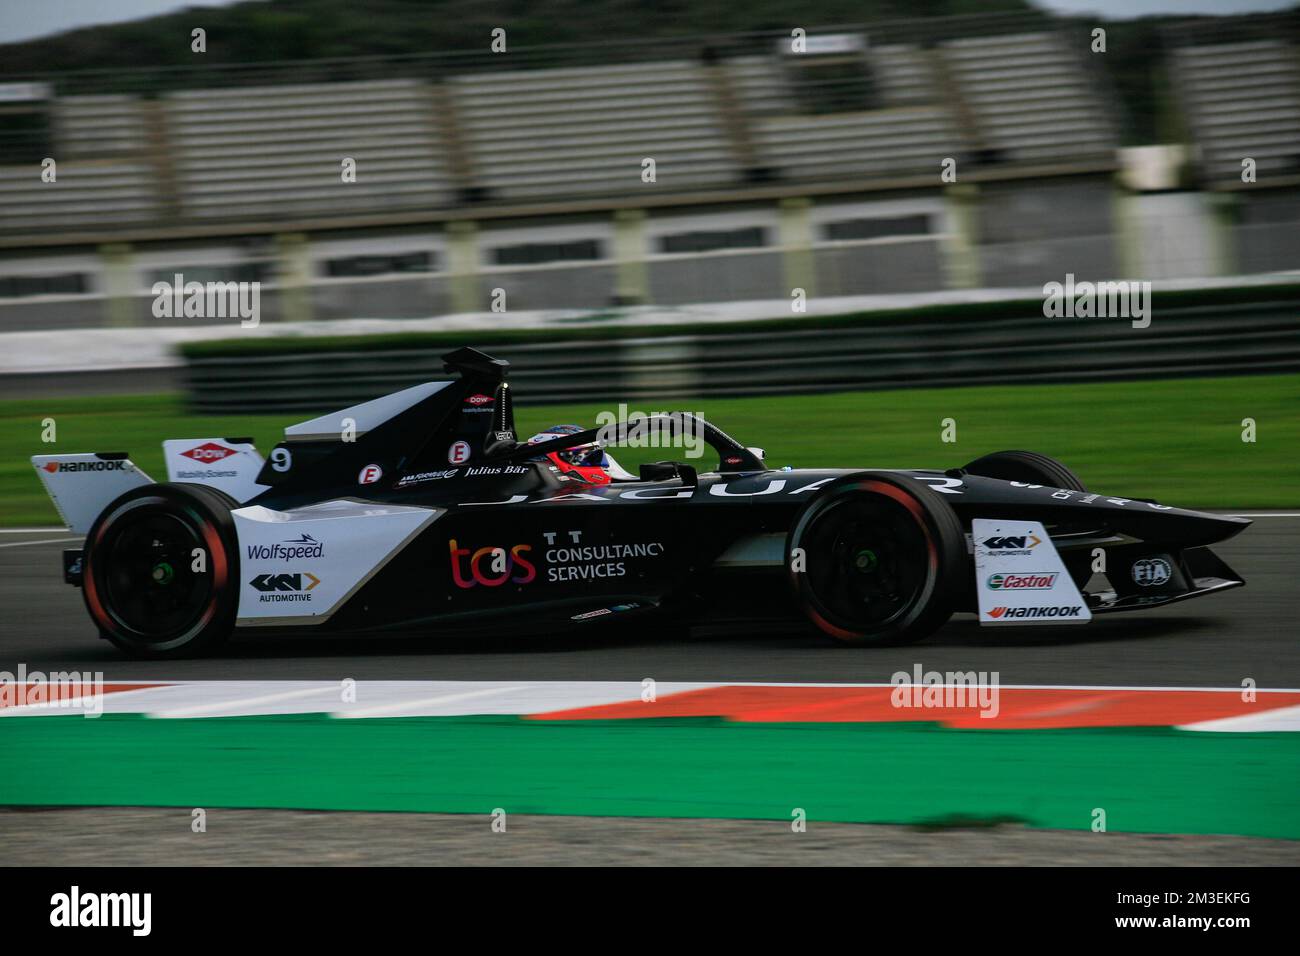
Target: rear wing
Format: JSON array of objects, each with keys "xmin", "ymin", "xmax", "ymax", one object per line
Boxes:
[
  {"xmin": 31, "ymin": 453, "xmax": 153, "ymax": 534},
  {"xmin": 162, "ymin": 438, "xmax": 268, "ymax": 503},
  {"xmin": 34, "ymin": 439, "xmax": 268, "ymax": 535}
]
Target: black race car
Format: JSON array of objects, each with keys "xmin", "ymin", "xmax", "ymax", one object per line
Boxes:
[{"xmin": 35, "ymin": 347, "xmax": 1249, "ymax": 658}]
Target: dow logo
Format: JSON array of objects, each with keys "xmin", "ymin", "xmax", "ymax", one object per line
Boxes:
[{"xmin": 181, "ymin": 442, "xmax": 236, "ymax": 462}]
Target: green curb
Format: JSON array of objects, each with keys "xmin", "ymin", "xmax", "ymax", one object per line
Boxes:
[{"xmin": 3, "ymin": 715, "xmax": 1297, "ymax": 838}]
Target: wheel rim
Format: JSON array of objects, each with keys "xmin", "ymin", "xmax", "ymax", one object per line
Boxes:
[
  {"xmin": 101, "ymin": 508, "xmax": 214, "ymax": 642},
  {"xmin": 802, "ymin": 495, "xmax": 931, "ymax": 631}
]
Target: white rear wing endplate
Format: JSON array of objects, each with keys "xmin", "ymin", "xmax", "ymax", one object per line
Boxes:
[{"xmin": 31, "ymin": 454, "xmax": 153, "ymax": 534}]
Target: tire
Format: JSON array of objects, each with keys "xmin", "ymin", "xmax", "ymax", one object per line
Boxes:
[
  {"xmin": 961, "ymin": 450, "xmax": 1085, "ymax": 492},
  {"xmin": 82, "ymin": 483, "xmax": 240, "ymax": 658},
  {"xmin": 787, "ymin": 473, "xmax": 966, "ymax": 645}
]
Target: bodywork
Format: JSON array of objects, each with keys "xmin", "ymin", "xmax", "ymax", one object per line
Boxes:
[{"xmin": 35, "ymin": 348, "xmax": 1249, "ymax": 637}]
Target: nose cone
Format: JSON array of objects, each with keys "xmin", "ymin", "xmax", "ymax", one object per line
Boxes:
[{"xmin": 1103, "ymin": 505, "xmax": 1250, "ymax": 548}]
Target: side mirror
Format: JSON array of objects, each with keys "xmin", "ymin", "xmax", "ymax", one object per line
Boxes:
[
  {"xmin": 639, "ymin": 461, "xmax": 678, "ymax": 481},
  {"xmin": 639, "ymin": 462, "xmax": 698, "ymax": 486}
]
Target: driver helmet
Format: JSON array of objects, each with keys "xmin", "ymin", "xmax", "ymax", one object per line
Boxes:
[{"xmin": 527, "ymin": 424, "xmax": 611, "ymax": 484}]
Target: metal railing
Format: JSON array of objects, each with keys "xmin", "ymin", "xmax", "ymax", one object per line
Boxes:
[{"xmin": 182, "ymin": 296, "xmax": 1300, "ymax": 413}]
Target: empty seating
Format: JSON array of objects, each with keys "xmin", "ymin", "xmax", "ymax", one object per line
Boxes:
[
  {"xmin": 940, "ymin": 32, "xmax": 1116, "ymax": 164},
  {"xmin": 450, "ymin": 60, "xmax": 740, "ymax": 200},
  {"xmin": 1171, "ymin": 39, "xmax": 1300, "ymax": 184},
  {"xmin": 0, "ymin": 163, "xmax": 160, "ymax": 232},
  {"xmin": 0, "ymin": 24, "xmax": 1131, "ymax": 235},
  {"xmin": 0, "ymin": 95, "xmax": 158, "ymax": 232},
  {"xmin": 56, "ymin": 95, "xmax": 149, "ymax": 158},
  {"xmin": 166, "ymin": 78, "xmax": 454, "ymax": 219},
  {"xmin": 726, "ymin": 48, "xmax": 967, "ymax": 181}
]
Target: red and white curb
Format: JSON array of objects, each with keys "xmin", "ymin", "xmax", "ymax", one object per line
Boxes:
[
  {"xmin": 0, "ymin": 681, "xmax": 710, "ymax": 720},
  {"xmin": 2, "ymin": 681, "xmax": 1300, "ymax": 731}
]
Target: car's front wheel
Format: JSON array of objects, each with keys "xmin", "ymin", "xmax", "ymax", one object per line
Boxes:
[
  {"xmin": 962, "ymin": 449, "xmax": 1086, "ymax": 491},
  {"xmin": 83, "ymin": 483, "xmax": 240, "ymax": 658},
  {"xmin": 787, "ymin": 474, "xmax": 966, "ymax": 645}
]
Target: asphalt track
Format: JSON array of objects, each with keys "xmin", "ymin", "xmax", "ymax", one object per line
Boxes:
[
  {"xmin": 2, "ymin": 516, "xmax": 1296, "ymax": 687},
  {"xmin": 3, "ymin": 809, "xmax": 1296, "ymax": 866}
]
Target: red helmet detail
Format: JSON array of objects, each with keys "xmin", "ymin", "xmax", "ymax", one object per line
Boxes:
[{"xmin": 547, "ymin": 453, "xmax": 610, "ymax": 485}]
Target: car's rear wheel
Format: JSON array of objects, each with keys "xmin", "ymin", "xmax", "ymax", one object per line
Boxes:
[
  {"xmin": 962, "ymin": 450, "xmax": 1085, "ymax": 491},
  {"xmin": 83, "ymin": 483, "xmax": 239, "ymax": 658},
  {"xmin": 787, "ymin": 474, "xmax": 966, "ymax": 645}
]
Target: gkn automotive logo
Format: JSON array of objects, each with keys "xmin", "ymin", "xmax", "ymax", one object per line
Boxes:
[
  {"xmin": 982, "ymin": 534, "xmax": 1042, "ymax": 551},
  {"xmin": 986, "ymin": 606, "xmax": 1082, "ymax": 619},
  {"xmin": 250, "ymin": 571, "xmax": 320, "ymax": 603},
  {"xmin": 987, "ymin": 572, "xmax": 1058, "ymax": 590}
]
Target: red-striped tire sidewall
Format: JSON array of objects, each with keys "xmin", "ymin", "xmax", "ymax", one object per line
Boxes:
[
  {"xmin": 787, "ymin": 474, "xmax": 960, "ymax": 645},
  {"xmin": 83, "ymin": 484, "xmax": 238, "ymax": 656}
]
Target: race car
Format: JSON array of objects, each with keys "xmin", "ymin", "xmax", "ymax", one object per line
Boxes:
[{"xmin": 33, "ymin": 347, "xmax": 1249, "ymax": 658}]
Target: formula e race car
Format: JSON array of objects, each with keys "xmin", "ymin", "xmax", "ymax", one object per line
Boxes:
[{"xmin": 34, "ymin": 348, "xmax": 1249, "ymax": 658}]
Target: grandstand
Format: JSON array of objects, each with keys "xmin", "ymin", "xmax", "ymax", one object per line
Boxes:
[
  {"xmin": 0, "ymin": 11, "xmax": 1293, "ymax": 327},
  {"xmin": 1166, "ymin": 14, "xmax": 1300, "ymax": 275},
  {"xmin": 451, "ymin": 60, "xmax": 741, "ymax": 201}
]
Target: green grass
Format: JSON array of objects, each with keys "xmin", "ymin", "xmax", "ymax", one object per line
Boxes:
[
  {"xmin": 2, "ymin": 715, "xmax": 1298, "ymax": 838},
  {"xmin": 3, "ymin": 373, "xmax": 1297, "ymax": 526}
]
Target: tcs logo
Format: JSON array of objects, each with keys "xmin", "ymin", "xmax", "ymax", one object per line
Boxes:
[{"xmin": 449, "ymin": 539, "xmax": 536, "ymax": 588}]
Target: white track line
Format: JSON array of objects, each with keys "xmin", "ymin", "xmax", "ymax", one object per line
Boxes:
[
  {"xmin": 608, "ymin": 681, "xmax": 1300, "ymax": 693},
  {"xmin": 340, "ymin": 684, "xmax": 532, "ymax": 718},
  {"xmin": 0, "ymin": 527, "xmax": 69, "ymax": 533},
  {"xmin": 0, "ymin": 684, "xmax": 170, "ymax": 718},
  {"xmin": 9, "ymin": 680, "xmax": 1299, "ymax": 695},
  {"xmin": 0, "ymin": 537, "xmax": 79, "ymax": 549},
  {"xmin": 155, "ymin": 684, "xmax": 345, "ymax": 719},
  {"xmin": 6, "ymin": 682, "xmax": 1300, "ymax": 723},
  {"xmin": 1180, "ymin": 704, "xmax": 1300, "ymax": 733}
]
